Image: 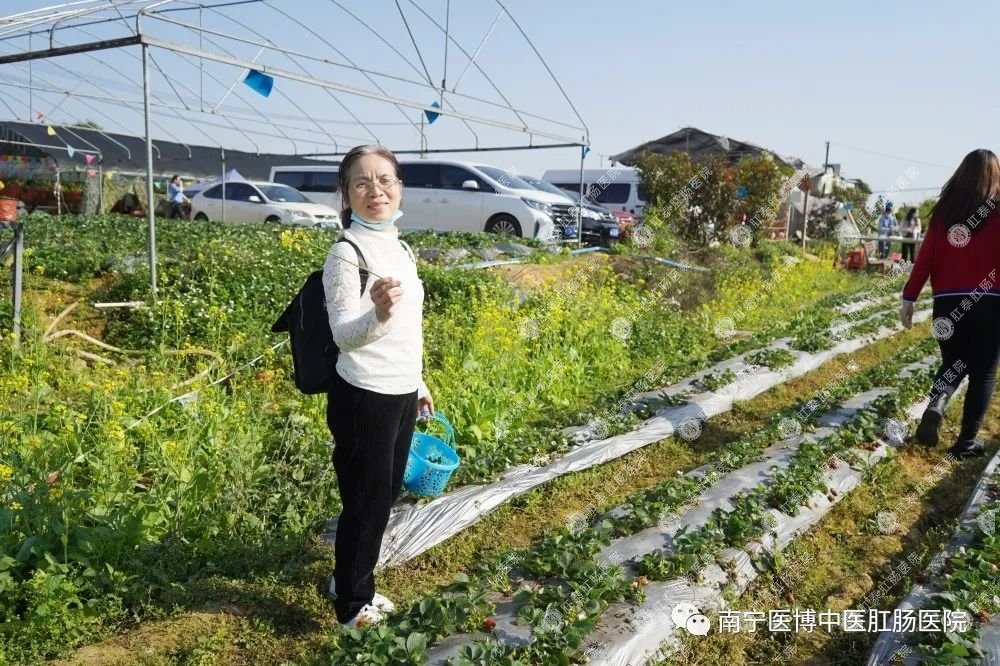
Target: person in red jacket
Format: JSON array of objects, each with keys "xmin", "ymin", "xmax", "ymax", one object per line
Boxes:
[{"xmin": 900, "ymin": 148, "xmax": 1000, "ymax": 459}]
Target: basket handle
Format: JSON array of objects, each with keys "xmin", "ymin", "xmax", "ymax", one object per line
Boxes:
[{"xmin": 423, "ymin": 411, "xmax": 455, "ymax": 447}]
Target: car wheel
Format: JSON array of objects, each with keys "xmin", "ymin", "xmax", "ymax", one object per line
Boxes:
[
  {"xmin": 265, "ymin": 215, "xmax": 282, "ymax": 224},
  {"xmin": 485, "ymin": 214, "xmax": 521, "ymax": 237},
  {"xmin": 194, "ymin": 212, "xmax": 208, "ymax": 221}
]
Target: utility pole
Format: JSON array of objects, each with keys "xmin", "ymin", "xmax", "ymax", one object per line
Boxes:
[{"xmin": 823, "ymin": 140, "xmax": 831, "ymax": 196}]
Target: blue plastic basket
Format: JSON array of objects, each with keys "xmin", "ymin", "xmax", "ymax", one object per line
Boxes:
[{"xmin": 403, "ymin": 412, "xmax": 460, "ymax": 497}]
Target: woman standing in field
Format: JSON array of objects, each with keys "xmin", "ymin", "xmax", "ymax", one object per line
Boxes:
[
  {"xmin": 900, "ymin": 207, "xmax": 921, "ymax": 263},
  {"xmin": 322, "ymin": 145, "xmax": 433, "ymax": 627},
  {"xmin": 901, "ymin": 148, "xmax": 1000, "ymax": 459}
]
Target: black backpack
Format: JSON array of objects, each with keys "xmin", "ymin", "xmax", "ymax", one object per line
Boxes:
[{"xmin": 271, "ymin": 238, "xmax": 414, "ymax": 395}]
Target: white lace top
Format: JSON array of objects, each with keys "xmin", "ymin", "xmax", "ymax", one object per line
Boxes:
[{"xmin": 322, "ymin": 223, "xmax": 428, "ymax": 398}]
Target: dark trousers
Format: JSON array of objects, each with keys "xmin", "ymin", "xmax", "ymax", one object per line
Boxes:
[
  {"xmin": 929, "ymin": 296, "xmax": 1000, "ymax": 444},
  {"xmin": 169, "ymin": 202, "xmax": 185, "ymax": 219},
  {"xmin": 901, "ymin": 241, "xmax": 915, "ymax": 263},
  {"xmin": 326, "ymin": 369, "xmax": 417, "ymax": 622}
]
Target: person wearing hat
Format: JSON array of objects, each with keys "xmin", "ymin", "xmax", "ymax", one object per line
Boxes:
[{"xmin": 876, "ymin": 201, "xmax": 896, "ymax": 259}]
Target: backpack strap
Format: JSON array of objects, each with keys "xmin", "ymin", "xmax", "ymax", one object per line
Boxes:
[
  {"xmin": 336, "ymin": 238, "xmax": 368, "ymax": 296},
  {"xmin": 398, "ymin": 239, "xmax": 417, "ymax": 264}
]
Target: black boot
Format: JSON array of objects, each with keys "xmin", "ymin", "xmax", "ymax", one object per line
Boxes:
[
  {"xmin": 947, "ymin": 438, "xmax": 986, "ymax": 459},
  {"xmin": 916, "ymin": 392, "xmax": 950, "ymax": 446}
]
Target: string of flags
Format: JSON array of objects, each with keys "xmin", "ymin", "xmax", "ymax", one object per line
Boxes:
[{"xmin": 35, "ymin": 112, "xmax": 100, "ymax": 166}]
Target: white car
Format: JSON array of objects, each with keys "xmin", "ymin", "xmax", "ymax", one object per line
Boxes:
[
  {"xmin": 395, "ymin": 160, "xmax": 563, "ymax": 239},
  {"xmin": 190, "ymin": 181, "xmax": 341, "ymax": 228}
]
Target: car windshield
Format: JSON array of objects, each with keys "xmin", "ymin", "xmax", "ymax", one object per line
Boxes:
[
  {"xmin": 522, "ymin": 176, "xmax": 577, "ymax": 200},
  {"xmin": 476, "ymin": 165, "xmax": 538, "ymax": 191},
  {"xmin": 258, "ymin": 184, "xmax": 310, "ymax": 203}
]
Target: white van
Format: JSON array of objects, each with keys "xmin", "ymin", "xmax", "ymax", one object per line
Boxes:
[
  {"xmin": 395, "ymin": 160, "xmax": 564, "ymax": 239},
  {"xmin": 542, "ymin": 167, "xmax": 647, "ymax": 215},
  {"xmin": 269, "ymin": 165, "xmax": 341, "ymax": 208}
]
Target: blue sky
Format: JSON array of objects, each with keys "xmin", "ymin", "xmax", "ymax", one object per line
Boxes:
[{"xmin": 2, "ymin": 0, "xmax": 993, "ymax": 204}]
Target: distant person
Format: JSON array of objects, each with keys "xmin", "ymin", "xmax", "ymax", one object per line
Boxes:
[
  {"xmin": 168, "ymin": 175, "xmax": 187, "ymax": 219},
  {"xmin": 901, "ymin": 148, "xmax": 1000, "ymax": 459},
  {"xmin": 876, "ymin": 201, "xmax": 896, "ymax": 259},
  {"xmin": 900, "ymin": 207, "xmax": 921, "ymax": 263}
]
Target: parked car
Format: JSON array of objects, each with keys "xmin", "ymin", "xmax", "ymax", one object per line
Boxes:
[
  {"xmin": 269, "ymin": 165, "xmax": 340, "ymax": 209},
  {"xmin": 519, "ymin": 176, "xmax": 621, "ymax": 246},
  {"xmin": 542, "ymin": 167, "xmax": 647, "ymax": 216},
  {"xmin": 190, "ymin": 181, "xmax": 341, "ymax": 228},
  {"xmin": 395, "ymin": 160, "xmax": 559, "ymax": 239}
]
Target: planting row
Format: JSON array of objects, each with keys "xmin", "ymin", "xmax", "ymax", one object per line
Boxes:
[
  {"xmin": 868, "ymin": 451, "xmax": 1000, "ymax": 665},
  {"xmin": 324, "ymin": 297, "xmax": 933, "ymax": 568},
  {"xmin": 322, "ymin": 337, "xmax": 938, "ymax": 664}
]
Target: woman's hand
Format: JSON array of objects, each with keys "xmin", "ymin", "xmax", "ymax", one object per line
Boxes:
[
  {"xmin": 900, "ymin": 300, "xmax": 914, "ymax": 329},
  {"xmin": 417, "ymin": 394, "xmax": 434, "ymax": 420},
  {"xmin": 370, "ymin": 277, "xmax": 403, "ymax": 323}
]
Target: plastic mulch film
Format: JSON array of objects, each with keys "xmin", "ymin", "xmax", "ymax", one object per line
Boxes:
[
  {"xmin": 423, "ymin": 360, "xmax": 938, "ymax": 665},
  {"xmin": 866, "ymin": 449, "xmax": 1000, "ymax": 666},
  {"xmin": 321, "ymin": 307, "xmax": 931, "ymax": 567}
]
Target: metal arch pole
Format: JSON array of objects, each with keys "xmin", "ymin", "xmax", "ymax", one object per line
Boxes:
[
  {"xmin": 142, "ymin": 41, "xmax": 158, "ymax": 295},
  {"xmin": 12, "ymin": 222, "xmax": 23, "ymax": 346},
  {"xmin": 577, "ymin": 145, "xmax": 585, "ymax": 247}
]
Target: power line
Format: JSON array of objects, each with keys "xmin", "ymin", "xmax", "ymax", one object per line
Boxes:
[{"xmin": 830, "ymin": 141, "xmax": 952, "ymax": 169}]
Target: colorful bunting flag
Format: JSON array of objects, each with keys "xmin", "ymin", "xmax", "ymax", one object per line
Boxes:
[
  {"xmin": 67, "ymin": 146, "xmax": 75, "ymax": 158},
  {"xmin": 35, "ymin": 111, "xmax": 45, "ymax": 121},
  {"xmin": 46, "ymin": 125, "xmax": 56, "ymax": 136},
  {"xmin": 424, "ymin": 100, "xmax": 441, "ymax": 124},
  {"xmin": 242, "ymin": 69, "xmax": 274, "ymax": 97},
  {"xmin": 84, "ymin": 154, "xmax": 95, "ymax": 165},
  {"xmin": 87, "ymin": 169, "xmax": 97, "ymax": 178},
  {"xmin": 582, "ymin": 145, "xmax": 591, "ymax": 159}
]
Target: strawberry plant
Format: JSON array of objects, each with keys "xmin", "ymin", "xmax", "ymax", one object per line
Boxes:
[
  {"xmin": 745, "ymin": 347, "xmax": 797, "ymax": 371},
  {"xmin": 695, "ymin": 368, "xmax": 737, "ymax": 392}
]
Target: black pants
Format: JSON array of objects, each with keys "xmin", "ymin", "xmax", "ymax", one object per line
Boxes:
[
  {"xmin": 326, "ymin": 369, "xmax": 417, "ymax": 622},
  {"xmin": 929, "ymin": 296, "xmax": 1000, "ymax": 444},
  {"xmin": 169, "ymin": 202, "xmax": 185, "ymax": 219},
  {"xmin": 901, "ymin": 241, "xmax": 915, "ymax": 263}
]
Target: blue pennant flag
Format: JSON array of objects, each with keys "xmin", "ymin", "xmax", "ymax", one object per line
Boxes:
[
  {"xmin": 582, "ymin": 145, "xmax": 591, "ymax": 159},
  {"xmin": 67, "ymin": 145, "xmax": 75, "ymax": 158},
  {"xmin": 243, "ymin": 69, "xmax": 274, "ymax": 97},
  {"xmin": 737, "ymin": 186, "xmax": 747, "ymax": 199},
  {"xmin": 425, "ymin": 100, "xmax": 441, "ymax": 124}
]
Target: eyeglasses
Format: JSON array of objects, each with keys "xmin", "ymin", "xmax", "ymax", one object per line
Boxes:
[{"xmin": 350, "ymin": 177, "xmax": 400, "ymax": 194}]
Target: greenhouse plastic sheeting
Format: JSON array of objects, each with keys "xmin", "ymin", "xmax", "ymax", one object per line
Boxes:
[
  {"xmin": 423, "ymin": 362, "xmax": 938, "ymax": 665},
  {"xmin": 866, "ymin": 449, "xmax": 1000, "ymax": 666},
  {"xmin": 321, "ymin": 308, "xmax": 932, "ymax": 567}
]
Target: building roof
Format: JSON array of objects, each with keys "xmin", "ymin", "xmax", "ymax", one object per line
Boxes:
[
  {"xmin": 610, "ymin": 126, "xmax": 814, "ymax": 171},
  {"xmin": 0, "ymin": 121, "xmax": 339, "ymax": 181}
]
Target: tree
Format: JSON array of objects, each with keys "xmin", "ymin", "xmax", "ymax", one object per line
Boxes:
[{"xmin": 635, "ymin": 152, "xmax": 785, "ymax": 248}]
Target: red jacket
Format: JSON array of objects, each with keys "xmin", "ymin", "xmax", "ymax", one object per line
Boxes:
[{"xmin": 901, "ymin": 211, "xmax": 1000, "ymax": 302}]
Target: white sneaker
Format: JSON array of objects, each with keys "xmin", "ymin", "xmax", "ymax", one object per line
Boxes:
[
  {"xmin": 328, "ymin": 576, "xmax": 396, "ymax": 612},
  {"xmin": 340, "ymin": 603, "xmax": 385, "ymax": 628}
]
